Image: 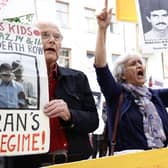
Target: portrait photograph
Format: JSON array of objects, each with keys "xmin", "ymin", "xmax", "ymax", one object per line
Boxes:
[
  {"xmin": 0, "ymin": 53, "xmax": 39, "ymax": 110},
  {"xmin": 137, "ymin": 0, "xmax": 168, "ymax": 41}
]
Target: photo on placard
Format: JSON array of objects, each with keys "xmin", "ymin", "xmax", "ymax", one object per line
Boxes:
[
  {"xmin": 137, "ymin": 0, "xmax": 168, "ymax": 41},
  {"xmin": 0, "ymin": 53, "xmax": 39, "ymax": 110}
]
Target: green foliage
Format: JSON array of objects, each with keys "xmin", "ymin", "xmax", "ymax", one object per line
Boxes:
[
  {"xmin": 4, "ymin": 17, "xmax": 21, "ymax": 23},
  {"xmin": 3, "ymin": 14, "xmax": 34, "ymax": 25}
]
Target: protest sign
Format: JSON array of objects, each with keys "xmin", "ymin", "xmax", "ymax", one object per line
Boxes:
[
  {"xmin": 0, "ymin": 0, "xmax": 34, "ymax": 20},
  {"xmin": 136, "ymin": 0, "xmax": 168, "ymax": 52},
  {"xmin": 0, "ymin": 0, "xmax": 9, "ymax": 11},
  {"xmin": 46, "ymin": 148, "xmax": 168, "ymax": 168},
  {"xmin": 0, "ymin": 21, "xmax": 50, "ymax": 156}
]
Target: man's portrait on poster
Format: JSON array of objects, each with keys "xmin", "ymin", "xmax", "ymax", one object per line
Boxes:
[{"xmin": 138, "ymin": 0, "xmax": 168, "ymax": 41}]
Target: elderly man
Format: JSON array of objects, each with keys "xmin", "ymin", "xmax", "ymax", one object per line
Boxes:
[{"xmin": 5, "ymin": 21, "xmax": 98, "ymax": 168}]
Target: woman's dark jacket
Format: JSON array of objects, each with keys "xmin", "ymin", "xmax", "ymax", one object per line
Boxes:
[{"xmin": 95, "ymin": 65, "xmax": 168, "ymax": 151}]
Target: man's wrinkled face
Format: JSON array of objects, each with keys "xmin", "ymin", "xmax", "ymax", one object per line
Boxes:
[
  {"xmin": 38, "ymin": 23, "xmax": 63, "ymax": 66},
  {"xmin": 147, "ymin": 9, "xmax": 168, "ymax": 31}
]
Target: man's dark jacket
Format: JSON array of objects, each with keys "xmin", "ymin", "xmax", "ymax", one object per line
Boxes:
[{"xmin": 56, "ymin": 66, "xmax": 99, "ymax": 158}]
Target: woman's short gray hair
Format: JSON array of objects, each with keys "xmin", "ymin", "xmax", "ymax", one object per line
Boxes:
[{"xmin": 112, "ymin": 52, "xmax": 145, "ymax": 83}]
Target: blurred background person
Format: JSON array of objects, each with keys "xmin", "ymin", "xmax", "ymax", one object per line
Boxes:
[{"xmin": 91, "ymin": 101, "xmax": 107, "ymax": 158}]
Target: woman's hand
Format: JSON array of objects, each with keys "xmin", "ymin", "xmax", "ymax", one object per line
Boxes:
[{"xmin": 96, "ymin": 0, "xmax": 112, "ymax": 30}]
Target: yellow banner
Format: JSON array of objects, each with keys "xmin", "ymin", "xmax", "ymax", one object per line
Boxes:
[
  {"xmin": 116, "ymin": 0, "xmax": 138, "ymax": 22},
  {"xmin": 46, "ymin": 148, "xmax": 168, "ymax": 168}
]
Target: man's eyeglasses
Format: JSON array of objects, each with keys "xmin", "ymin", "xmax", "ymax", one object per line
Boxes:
[{"xmin": 41, "ymin": 32, "xmax": 63, "ymax": 41}]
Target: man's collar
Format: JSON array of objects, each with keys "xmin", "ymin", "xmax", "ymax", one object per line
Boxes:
[
  {"xmin": 51, "ymin": 64, "xmax": 75, "ymax": 78},
  {"xmin": 0, "ymin": 79, "xmax": 14, "ymax": 86},
  {"xmin": 48, "ymin": 63, "xmax": 58, "ymax": 79}
]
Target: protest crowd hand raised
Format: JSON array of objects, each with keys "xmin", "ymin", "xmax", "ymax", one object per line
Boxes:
[
  {"xmin": 95, "ymin": 0, "xmax": 112, "ymax": 68},
  {"xmin": 96, "ymin": 0, "xmax": 112, "ymax": 30}
]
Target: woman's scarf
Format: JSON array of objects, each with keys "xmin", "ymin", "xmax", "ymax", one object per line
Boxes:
[{"xmin": 122, "ymin": 83, "xmax": 166, "ymax": 148}]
